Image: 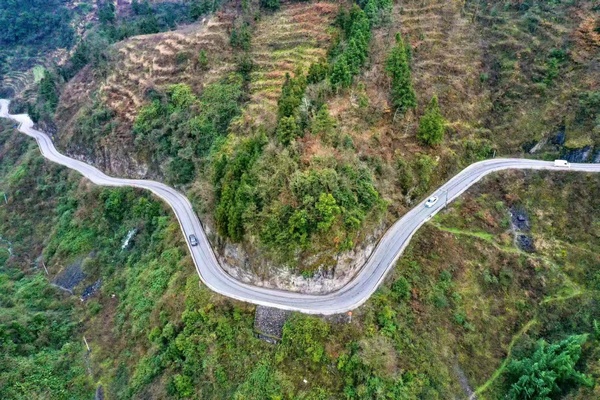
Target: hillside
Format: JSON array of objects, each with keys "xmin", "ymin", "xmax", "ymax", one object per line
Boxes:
[
  {"xmin": 42, "ymin": 0, "xmax": 600, "ymax": 286},
  {"xmin": 1, "ymin": 119, "xmax": 599, "ymax": 398},
  {"xmin": 1, "ymin": 0, "xmax": 600, "ymax": 397}
]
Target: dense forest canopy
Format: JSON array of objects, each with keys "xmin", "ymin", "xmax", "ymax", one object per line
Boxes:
[{"xmin": 0, "ymin": 0, "xmax": 74, "ymax": 48}]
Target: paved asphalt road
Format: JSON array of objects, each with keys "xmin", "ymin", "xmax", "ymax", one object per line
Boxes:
[{"xmin": 2, "ymin": 99, "xmax": 600, "ymax": 314}]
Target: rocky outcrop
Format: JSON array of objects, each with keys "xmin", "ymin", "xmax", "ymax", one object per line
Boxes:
[{"xmin": 208, "ymin": 220, "xmax": 387, "ymax": 295}]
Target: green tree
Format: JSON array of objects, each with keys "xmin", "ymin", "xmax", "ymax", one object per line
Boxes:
[
  {"xmin": 131, "ymin": 0, "xmax": 141, "ymax": 14},
  {"xmin": 312, "ymin": 105, "xmax": 336, "ymax": 135},
  {"xmin": 138, "ymin": 14, "xmax": 160, "ymax": 35},
  {"xmin": 38, "ymin": 70, "xmax": 59, "ymax": 112},
  {"xmin": 167, "ymin": 157, "xmax": 196, "ymax": 185},
  {"xmin": 385, "ymin": 33, "xmax": 416, "ymax": 115},
  {"xmin": 277, "ymin": 71, "xmax": 307, "ymax": 119},
  {"xmin": 197, "ymin": 50, "xmax": 209, "ymax": 70},
  {"xmin": 260, "ymin": 0, "xmax": 280, "ymax": 11},
  {"xmin": 315, "ymin": 193, "xmax": 340, "ymax": 232},
  {"xmin": 277, "ymin": 116, "xmax": 300, "ymax": 146},
  {"xmin": 330, "ymin": 56, "xmax": 352, "ymax": 88},
  {"xmin": 417, "ymin": 95, "xmax": 445, "ymax": 146},
  {"xmin": 505, "ymin": 334, "xmax": 593, "ymax": 400},
  {"xmin": 307, "ymin": 61, "xmax": 329, "ymax": 84},
  {"xmin": 230, "ymin": 22, "xmax": 251, "ymax": 51},
  {"xmin": 98, "ymin": 1, "xmax": 116, "ymax": 25},
  {"xmin": 364, "ymin": 0, "xmax": 379, "ymax": 26}
]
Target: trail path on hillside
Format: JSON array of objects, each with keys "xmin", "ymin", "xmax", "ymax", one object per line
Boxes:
[{"xmin": 2, "ymin": 99, "xmax": 600, "ymax": 314}]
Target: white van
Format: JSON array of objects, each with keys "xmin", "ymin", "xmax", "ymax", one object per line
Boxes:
[{"xmin": 554, "ymin": 160, "xmax": 570, "ymax": 167}]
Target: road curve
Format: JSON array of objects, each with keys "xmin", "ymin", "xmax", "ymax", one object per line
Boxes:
[{"xmin": 2, "ymin": 99, "xmax": 600, "ymax": 314}]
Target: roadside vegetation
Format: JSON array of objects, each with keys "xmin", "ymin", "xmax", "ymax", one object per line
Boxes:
[
  {"xmin": 1, "ymin": 0, "xmax": 599, "ymax": 398},
  {"xmin": 1, "ymin": 117, "xmax": 599, "ymax": 397}
]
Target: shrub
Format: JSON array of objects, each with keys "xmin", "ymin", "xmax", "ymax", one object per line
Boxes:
[
  {"xmin": 307, "ymin": 61, "xmax": 329, "ymax": 84},
  {"xmin": 391, "ymin": 277, "xmax": 411, "ymax": 302},
  {"xmin": 276, "ymin": 314, "xmax": 330, "ymax": 368}
]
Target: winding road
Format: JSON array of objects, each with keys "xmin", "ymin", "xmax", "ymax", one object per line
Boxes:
[{"xmin": 2, "ymin": 99, "xmax": 600, "ymax": 314}]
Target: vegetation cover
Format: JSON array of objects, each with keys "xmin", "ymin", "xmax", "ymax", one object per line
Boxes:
[
  {"xmin": 0, "ymin": 0, "xmax": 74, "ymax": 48},
  {"xmin": 2, "ymin": 119, "xmax": 600, "ymax": 398},
  {"xmin": 1, "ymin": 0, "xmax": 600, "ymax": 398}
]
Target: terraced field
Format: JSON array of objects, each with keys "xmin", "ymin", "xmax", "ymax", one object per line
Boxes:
[
  {"xmin": 397, "ymin": 0, "xmax": 487, "ymax": 132},
  {"xmin": 243, "ymin": 2, "xmax": 337, "ymax": 128},
  {"xmin": 57, "ymin": 14, "xmax": 236, "ymax": 143},
  {"xmin": 102, "ymin": 18, "xmax": 235, "ymax": 124},
  {"xmin": 1, "ymin": 55, "xmax": 61, "ymax": 103},
  {"xmin": 461, "ymin": 0, "xmax": 599, "ymax": 151}
]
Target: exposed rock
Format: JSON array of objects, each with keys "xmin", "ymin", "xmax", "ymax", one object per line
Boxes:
[
  {"xmin": 561, "ymin": 145, "xmax": 592, "ymax": 163},
  {"xmin": 95, "ymin": 385, "xmax": 104, "ymax": 400},
  {"xmin": 215, "ymin": 222, "xmax": 387, "ymax": 294},
  {"xmin": 509, "ymin": 206, "xmax": 535, "ymax": 252},
  {"xmin": 52, "ymin": 260, "xmax": 86, "ymax": 293},
  {"xmin": 81, "ymin": 279, "xmax": 102, "ymax": 301},
  {"xmin": 550, "ymin": 129, "xmax": 566, "ymax": 146},
  {"xmin": 454, "ymin": 363, "xmax": 475, "ymax": 399},
  {"xmin": 121, "ymin": 228, "xmax": 138, "ymax": 250},
  {"xmin": 516, "ymin": 234, "xmax": 535, "ymax": 253},
  {"xmin": 510, "ymin": 206, "xmax": 531, "ymax": 232},
  {"xmin": 528, "ymin": 137, "xmax": 547, "ymax": 154},
  {"xmin": 254, "ymin": 306, "xmax": 291, "ymax": 343}
]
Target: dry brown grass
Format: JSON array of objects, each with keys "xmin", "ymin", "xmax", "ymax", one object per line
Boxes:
[
  {"xmin": 56, "ymin": 15, "xmax": 236, "ymax": 146},
  {"xmin": 100, "ymin": 18, "xmax": 234, "ymax": 124},
  {"xmin": 333, "ymin": 0, "xmax": 489, "ymax": 153},
  {"xmin": 240, "ymin": 2, "xmax": 337, "ymax": 129}
]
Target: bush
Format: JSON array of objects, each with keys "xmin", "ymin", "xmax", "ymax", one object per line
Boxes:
[
  {"xmin": 307, "ymin": 61, "xmax": 329, "ymax": 84},
  {"xmin": 276, "ymin": 314, "xmax": 330, "ymax": 368}
]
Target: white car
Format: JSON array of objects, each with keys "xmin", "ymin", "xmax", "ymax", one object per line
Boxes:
[{"xmin": 425, "ymin": 196, "xmax": 439, "ymax": 208}]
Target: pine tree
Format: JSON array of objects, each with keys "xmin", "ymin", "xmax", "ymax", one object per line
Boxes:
[
  {"xmin": 417, "ymin": 95, "xmax": 445, "ymax": 146},
  {"xmin": 277, "ymin": 116, "xmax": 299, "ymax": 146},
  {"xmin": 330, "ymin": 56, "xmax": 352, "ymax": 88},
  {"xmin": 385, "ymin": 33, "xmax": 416, "ymax": 115},
  {"xmin": 197, "ymin": 50, "xmax": 209, "ymax": 71},
  {"xmin": 98, "ymin": 1, "xmax": 116, "ymax": 25},
  {"xmin": 132, "ymin": 0, "xmax": 141, "ymax": 14},
  {"xmin": 260, "ymin": 0, "xmax": 280, "ymax": 11},
  {"xmin": 39, "ymin": 70, "xmax": 58, "ymax": 111},
  {"xmin": 364, "ymin": 0, "xmax": 379, "ymax": 26},
  {"xmin": 277, "ymin": 70, "xmax": 307, "ymax": 119}
]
